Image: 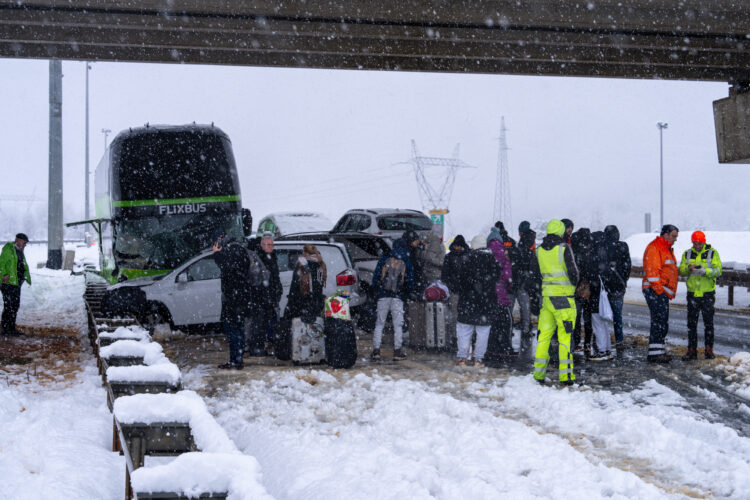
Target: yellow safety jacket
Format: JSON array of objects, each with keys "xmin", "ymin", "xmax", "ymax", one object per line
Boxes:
[
  {"xmin": 536, "ymin": 244, "xmax": 575, "ymax": 297},
  {"xmin": 679, "ymin": 244, "xmax": 722, "ymax": 297}
]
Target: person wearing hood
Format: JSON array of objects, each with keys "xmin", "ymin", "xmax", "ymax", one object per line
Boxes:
[
  {"xmin": 598, "ymin": 225, "xmax": 631, "ymax": 347},
  {"xmin": 370, "ymin": 238, "xmax": 414, "ymax": 361},
  {"xmin": 570, "ymin": 228, "xmax": 599, "ymax": 357},
  {"xmin": 530, "ymin": 220, "xmax": 579, "ymax": 385},
  {"xmin": 441, "ymin": 234, "xmax": 469, "ymax": 294},
  {"xmin": 486, "ymin": 227, "xmax": 516, "ymax": 357},
  {"xmin": 212, "ymin": 230, "xmax": 252, "ymax": 369},
  {"xmin": 454, "ymin": 235, "xmax": 501, "ymax": 367},
  {"xmin": 402, "ymin": 227, "xmax": 444, "ymax": 297},
  {"xmin": 642, "ymin": 224, "xmax": 679, "ymax": 363},
  {"xmin": 561, "ymin": 218, "xmax": 574, "ymax": 245},
  {"xmin": 513, "ymin": 221, "xmax": 537, "ymax": 337}
]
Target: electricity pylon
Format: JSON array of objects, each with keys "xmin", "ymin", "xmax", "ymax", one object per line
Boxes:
[
  {"xmin": 405, "ymin": 140, "xmax": 477, "ymax": 214},
  {"xmin": 493, "ymin": 116, "xmax": 512, "ymax": 229}
]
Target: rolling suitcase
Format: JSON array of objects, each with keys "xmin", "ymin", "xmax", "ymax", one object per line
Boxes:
[
  {"xmin": 324, "ymin": 317, "xmax": 358, "ymax": 368},
  {"xmin": 291, "ymin": 317, "xmax": 326, "ymax": 365},
  {"xmin": 409, "ymin": 300, "xmax": 456, "ymax": 351}
]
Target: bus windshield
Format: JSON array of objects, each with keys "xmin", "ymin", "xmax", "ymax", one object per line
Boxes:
[
  {"xmin": 112, "ymin": 130, "xmax": 240, "ymax": 201},
  {"xmin": 114, "ymin": 212, "xmax": 242, "ymax": 270}
]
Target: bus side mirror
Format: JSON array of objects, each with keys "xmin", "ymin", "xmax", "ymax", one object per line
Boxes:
[{"xmin": 242, "ymin": 208, "xmax": 253, "ymax": 237}]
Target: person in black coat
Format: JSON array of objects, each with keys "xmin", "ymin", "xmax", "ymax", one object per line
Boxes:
[
  {"xmin": 599, "ymin": 225, "xmax": 631, "ymax": 345},
  {"xmin": 441, "ymin": 234, "xmax": 469, "ymax": 295},
  {"xmin": 213, "ymin": 232, "xmax": 251, "ymax": 369},
  {"xmin": 284, "ymin": 244, "xmax": 327, "ymax": 324},
  {"xmin": 246, "ymin": 232, "xmax": 283, "ymax": 356},
  {"xmin": 454, "ymin": 236, "xmax": 501, "ymax": 367},
  {"xmin": 570, "ymin": 228, "xmax": 600, "ymax": 355}
]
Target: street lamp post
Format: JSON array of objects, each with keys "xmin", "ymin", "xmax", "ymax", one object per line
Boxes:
[
  {"xmin": 102, "ymin": 128, "xmax": 111, "ymax": 150},
  {"xmin": 657, "ymin": 122, "xmax": 668, "ymax": 229},
  {"xmin": 85, "ymin": 62, "xmax": 91, "ymax": 220}
]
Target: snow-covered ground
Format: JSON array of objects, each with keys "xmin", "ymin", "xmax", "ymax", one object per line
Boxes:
[{"xmin": 3, "ymin": 269, "xmax": 750, "ymax": 498}]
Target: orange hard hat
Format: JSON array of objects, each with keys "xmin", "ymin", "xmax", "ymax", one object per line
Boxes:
[{"xmin": 691, "ymin": 231, "xmax": 706, "ymax": 243}]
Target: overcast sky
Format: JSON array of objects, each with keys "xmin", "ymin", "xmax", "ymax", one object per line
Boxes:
[{"xmin": 1, "ymin": 58, "xmax": 747, "ymax": 241}]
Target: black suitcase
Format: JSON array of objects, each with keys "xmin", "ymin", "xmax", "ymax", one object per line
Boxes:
[{"xmin": 324, "ymin": 317, "xmax": 358, "ymax": 369}]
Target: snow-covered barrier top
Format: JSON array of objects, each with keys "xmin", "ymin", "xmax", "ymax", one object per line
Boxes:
[
  {"xmin": 626, "ymin": 231, "xmax": 750, "ymax": 268},
  {"xmin": 113, "ymin": 391, "xmax": 237, "ymax": 454},
  {"xmin": 99, "ymin": 340, "xmax": 165, "ymax": 363},
  {"xmin": 98, "ymin": 325, "xmax": 151, "ymax": 343},
  {"xmin": 106, "ymin": 363, "xmax": 181, "ymax": 387},
  {"xmin": 130, "ymin": 452, "xmax": 273, "ymax": 500}
]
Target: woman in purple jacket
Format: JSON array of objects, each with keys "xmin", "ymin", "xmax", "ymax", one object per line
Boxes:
[{"xmin": 486, "ymin": 226, "xmax": 517, "ymax": 358}]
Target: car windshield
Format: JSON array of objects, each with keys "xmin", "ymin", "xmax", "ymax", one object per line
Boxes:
[
  {"xmin": 376, "ymin": 214, "xmax": 432, "ymax": 231},
  {"xmin": 114, "ymin": 212, "xmax": 242, "ymax": 270}
]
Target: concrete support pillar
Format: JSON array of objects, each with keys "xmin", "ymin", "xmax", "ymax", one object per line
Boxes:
[{"xmin": 47, "ymin": 59, "xmax": 63, "ymax": 269}]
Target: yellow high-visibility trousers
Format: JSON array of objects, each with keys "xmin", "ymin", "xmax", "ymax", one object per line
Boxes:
[{"xmin": 533, "ymin": 296, "xmax": 576, "ymax": 382}]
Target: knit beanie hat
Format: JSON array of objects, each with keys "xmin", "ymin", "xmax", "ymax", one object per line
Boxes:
[{"xmin": 546, "ymin": 219, "xmax": 565, "ymax": 237}]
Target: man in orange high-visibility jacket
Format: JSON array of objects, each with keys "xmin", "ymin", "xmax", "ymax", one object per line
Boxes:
[{"xmin": 642, "ymin": 224, "xmax": 679, "ymax": 362}]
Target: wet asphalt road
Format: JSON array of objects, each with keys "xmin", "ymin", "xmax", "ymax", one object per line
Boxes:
[{"xmin": 621, "ymin": 302, "xmax": 750, "ymax": 355}]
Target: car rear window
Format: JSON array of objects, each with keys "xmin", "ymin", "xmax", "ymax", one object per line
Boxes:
[
  {"xmin": 275, "ymin": 245, "xmax": 349, "ymax": 279},
  {"xmin": 376, "ymin": 214, "xmax": 432, "ymax": 231}
]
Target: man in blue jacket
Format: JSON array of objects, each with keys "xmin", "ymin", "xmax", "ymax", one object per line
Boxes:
[
  {"xmin": 0, "ymin": 233, "xmax": 31, "ymax": 335},
  {"xmin": 371, "ymin": 238, "xmax": 414, "ymax": 361}
]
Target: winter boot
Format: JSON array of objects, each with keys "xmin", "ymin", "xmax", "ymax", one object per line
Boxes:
[
  {"xmin": 370, "ymin": 348, "xmax": 381, "ymax": 361},
  {"xmin": 393, "ymin": 348, "xmax": 407, "ymax": 361},
  {"xmin": 681, "ymin": 347, "xmax": 698, "ymax": 361},
  {"xmin": 705, "ymin": 346, "xmax": 716, "ymax": 360},
  {"xmin": 456, "ymin": 358, "xmax": 467, "ymax": 367}
]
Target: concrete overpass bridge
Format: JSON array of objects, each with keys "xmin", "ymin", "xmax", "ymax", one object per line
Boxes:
[{"xmin": 1, "ymin": 0, "xmax": 750, "ymax": 161}]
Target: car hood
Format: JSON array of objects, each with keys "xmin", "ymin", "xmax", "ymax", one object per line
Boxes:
[{"xmin": 109, "ymin": 275, "xmax": 164, "ymax": 290}]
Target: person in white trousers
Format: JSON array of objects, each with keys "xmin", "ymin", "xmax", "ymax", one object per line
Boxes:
[{"xmin": 454, "ymin": 235, "xmax": 502, "ymax": 367}]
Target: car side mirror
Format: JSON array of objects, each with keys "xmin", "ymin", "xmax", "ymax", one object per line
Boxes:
[
  {"xmin": 242, "ymin": 208, "xmax": 253, "ymax": 237},
  {"xmin": 177, "ymin": 273, "xmax": 188, "ymax": 284}
]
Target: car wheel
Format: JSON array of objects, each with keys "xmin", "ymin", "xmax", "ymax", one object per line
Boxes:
[{"xmin": 140, "ymin": 304, "xmax": 171, "ymax": 334}]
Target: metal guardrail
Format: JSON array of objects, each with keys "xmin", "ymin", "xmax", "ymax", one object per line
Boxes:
[{"xmin": 631, "ymin": 266, "xmax": 750, "ymax": 305}]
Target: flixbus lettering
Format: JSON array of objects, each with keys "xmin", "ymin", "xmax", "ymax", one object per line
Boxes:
[{"xmin": 158, "ymin": 203, "xmax": 208, "ymax": 215}]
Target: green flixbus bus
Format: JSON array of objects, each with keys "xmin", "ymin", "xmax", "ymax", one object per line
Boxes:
[{"xmin": 71, "ymin": 124, "xmax": 251, "ymax": 284}]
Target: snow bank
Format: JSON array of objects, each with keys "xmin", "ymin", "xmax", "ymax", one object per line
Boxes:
[
  {"xmin": 106, "ymin": 363, "xmax": 181, "ymax": 386},
  {"xmin": 0, "ymin": 364, "xmax": 122, "ymax": 500},
  {"xmin": 718, "ymin": 351, "xmax": 750, "ymax": 400},
  {"xmin": 113, "ymin": 391, "xmax": 237, "ymax": 454},
  {"xmin": 131, "ymin": 452, "xmax": 272, "ymax": 500},
  {"xmin": 98, "ymin": 325, "xmax": 151, "ymax": 344},
  {"xmin": 16, "ymin": 269, "xmax": 85, "ymax": 330},
  {"xmin": 207, "ymin": 369, "xmax": 674, "ymax": 499},
  {"xmin": 99, "ymin": 340, "xmax": 164, "ymax": 363},
  {"xmin": 626, "ymin": 231, "xmax": 750, "ymax": 267}
]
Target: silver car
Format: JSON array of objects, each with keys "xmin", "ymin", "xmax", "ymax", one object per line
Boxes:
[
  {"xmin": 331, "ymin": 208, "xmax": 434, "ymax": 244},
  {"xmin": 108, "ymin": 240, "xmax": 361, "ymax": 330}
]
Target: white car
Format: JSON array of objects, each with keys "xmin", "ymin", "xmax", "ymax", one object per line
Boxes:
[
  {"xmin": 331, "ymin": 208, "xmax": 434, "ymax": 243},
  {"xmin": 256, "ymin": 212, "xmax": 333, "ymax": 238},
  {"xmin": 107, "ymin": 240, "xmax": 361, "ymax": 331}
]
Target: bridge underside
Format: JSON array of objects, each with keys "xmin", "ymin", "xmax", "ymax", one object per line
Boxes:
[{"xmin": 1, "ymin": 1, "xmax": 749, "ymax": 83}]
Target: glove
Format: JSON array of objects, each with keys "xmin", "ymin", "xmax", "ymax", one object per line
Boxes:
[{"xmin": 692, "ymin": 267, "xmax": 706, "ymax": 276}]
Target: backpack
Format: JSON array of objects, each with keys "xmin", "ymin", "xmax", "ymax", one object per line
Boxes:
[
  {"xmin": 246, "ymin": 249, "xmax": 270, "ymax": 288},
  {"xmin": 380, "ymin": 257, "xmax": 406, "ymax": 294}
]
